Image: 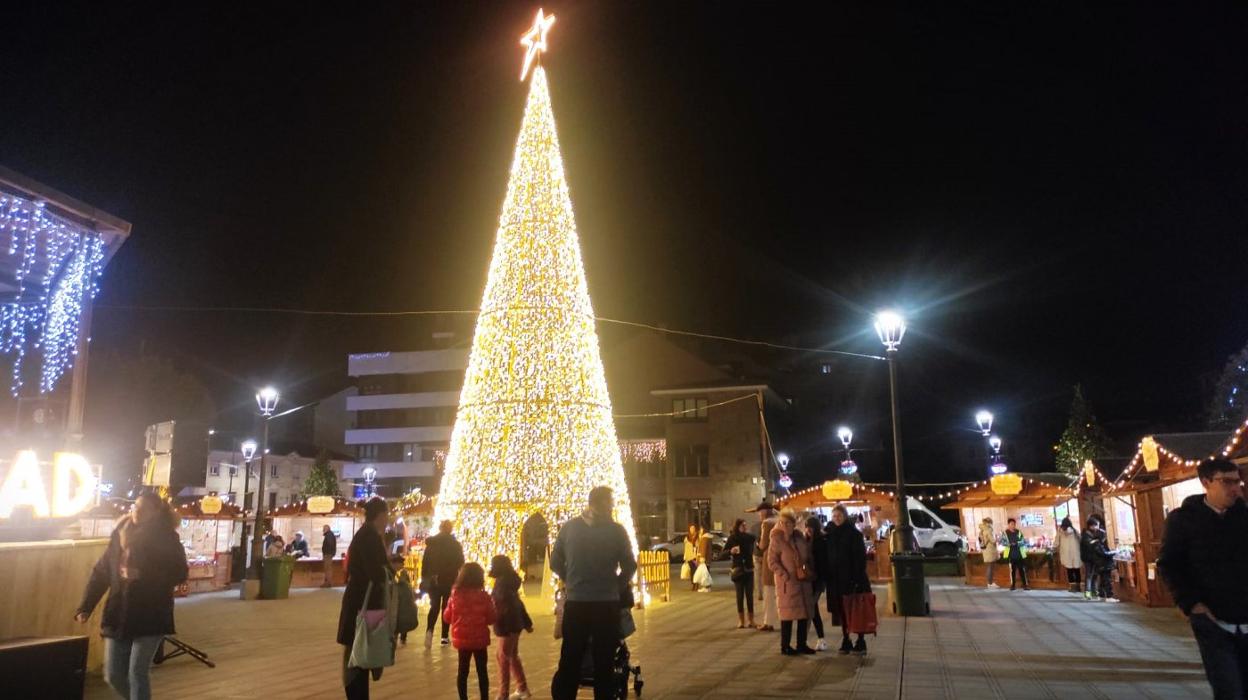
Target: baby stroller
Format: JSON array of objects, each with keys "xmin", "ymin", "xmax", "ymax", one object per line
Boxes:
[{"xmin": 577, "ymin": 633, "xmax": 642, "ymax": 698}]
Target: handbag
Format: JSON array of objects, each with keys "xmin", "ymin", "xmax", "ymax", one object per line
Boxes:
[
  {"xmin": 795, "ymin": 563, "xmax": 810, "ymax": 581},
  {"xmin": 680, "ymin": 561, "xmax": 692, "ymax": 580},
  {"xmin": 843, "ymin": 592, "xmax": 878, "ymax": 636},
  {"xmin": 349, "ymin": 581, "xmax": 397, "ymax": 669}
]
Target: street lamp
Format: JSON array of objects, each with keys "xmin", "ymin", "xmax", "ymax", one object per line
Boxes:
[
  {"xmin": 362, "ymin": 466, "xmax": 377, "ymax": 498},
  {"xmin": 874, "ymin": 310, "xmax": 913, "ymax": 551},
  {"xmin": 837, "ymin": 426, "xmax": 858, "ymax": 476},
  {"xmin": 975, "ymin": 410, "xmax": 994, "ymax": 437},
  {"xmin": 988, "ymin": 435, "xmax": 1008, "ymax": 475},
  {"xmin": 988, "ymin": 435, "xmax": 1002, "ymax": 454},
  {"xmin": 245, "ymin": 387, "xmax": 280, "ymax": 597}
]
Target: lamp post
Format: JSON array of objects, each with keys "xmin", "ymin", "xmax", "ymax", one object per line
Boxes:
[
  {"xmin": 244, "ymin": 387, "xmax": 279, "ymax": 598},
  {"xmin": 975, "ymin": 410, "xmax": 994, "ymax": 437},
  {"xmin": 238, "ymin": 439, "xmax": 256, "ymax": 571},
  {"xmin": 775, "ymin": 453, "xmax": 792, "ymax": 491},
  {"xmin": 837, "ymin": 426, "xmax": 858, "ymax": 477},
  {"xmin": 988, "ymin": 435, "xmax": 1008, "ymax": 475},
  {"xmin": 874, "ymin": 310, "xmax": 914, "ymax": 553},
  {"xmin": 362, "ymin": 466, "xmax": 377, "ymax": 498}
]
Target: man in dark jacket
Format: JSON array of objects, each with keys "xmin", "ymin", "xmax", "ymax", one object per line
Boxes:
[
  {"xmin": 1158, "ymin": 459, "xmax": 1248, "ymax": 699},
  {"xmin": 550, "ymin": 486, "xmax": 637, "ymax": 700},
  {"xmin": 321, "ymin": 524, "xmax": 337, "ymax": 588},
  {"xmin": 1080, "ymin": 517, "xmax": 1116, "ymax": 601},
  {"xmin": 420, "ymin": 519, "xmax": 465, "ymax": 647}
]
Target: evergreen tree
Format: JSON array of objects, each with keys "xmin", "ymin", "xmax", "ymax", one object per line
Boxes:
[
  {"xmin": 1054, "ymin": 384, "xmax": 1110, "ymax": 476},
  {"xmin": 302, "ymin": 450, "xmax": 341, "ymax": 499},
  {"xmin": 1206, "ymin": 342, "xmax": 1248, "ymax": 430}
]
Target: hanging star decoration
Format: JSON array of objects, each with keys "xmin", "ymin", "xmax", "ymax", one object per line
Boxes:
[{"xmin": 519, "ymin": 8, "xmax": 556, "ymax": 81}]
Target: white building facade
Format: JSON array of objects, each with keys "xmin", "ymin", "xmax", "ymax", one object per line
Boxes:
[
  {"xmin": 203, "ymin": 448, "xmax": 353, "ymax": 512},
  {"xmin": 344, "ymin": 348, "xmax": 469, "ymax": 494}
]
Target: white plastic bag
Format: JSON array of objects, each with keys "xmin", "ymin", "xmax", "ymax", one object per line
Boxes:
[
  {"xmin": 693, "ymin": 562, "xmax": 712, "ymax": 588},
  {"xmin": 680, "ymin": 561, "xmax": 692, "ymax": 580}
]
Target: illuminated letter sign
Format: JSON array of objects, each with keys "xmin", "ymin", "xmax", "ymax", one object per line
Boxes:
[
  {"xmin": 0, "ymin": 451, "xmax": 98, "ymax": 518},
  {"xmin": 821, "ymin": 479, "xmax": 854, "ymax": 501}
]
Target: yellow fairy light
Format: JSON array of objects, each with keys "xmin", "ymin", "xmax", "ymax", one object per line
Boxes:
[{"xmin": 434, "ymin": 63, "xmax": 638, "ymax": 567}]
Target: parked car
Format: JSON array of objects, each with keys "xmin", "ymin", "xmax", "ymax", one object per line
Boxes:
[{"xmin": 650, "ymin": 531, "xmax": 727, "ymax": 562}]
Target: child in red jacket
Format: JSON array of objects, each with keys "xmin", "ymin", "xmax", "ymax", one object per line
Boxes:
[{"xmin": 442, "ymin": 562, "xmax": 497, "ymax": 700}]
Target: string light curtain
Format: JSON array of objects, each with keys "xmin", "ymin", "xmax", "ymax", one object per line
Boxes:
[
  {"xmin": 433, "ymin": 65, "xmax": 638, "ymax": 566},
  {"xmin": 0, "ymin": 194, "xmax": 105, "ymax": 395}
]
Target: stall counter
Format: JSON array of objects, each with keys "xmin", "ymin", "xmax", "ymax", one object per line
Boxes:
[{"xmin": 963, "ymin": 551, "xmax": 1066, "ymax": 589}]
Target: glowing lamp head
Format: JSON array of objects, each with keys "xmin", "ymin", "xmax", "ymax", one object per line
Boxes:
[
  {"xmin": 976, "ymin": 410, "xmax": 994, "ymax": 436},
  {"xmin": 988, "ymin": 435, "xmax": 1002, "ymax": 454},
  {"xmin": 837, "ymin": 426, "xmax": 853, "ymax": 449},
  {"xmin": 240, "ymin": 439, "xmax": 257, "ymax": 462},
  {"xmin": 256, "ymin": 386, "xmax": 280, "ymax": 416},
  {"xmin": 874, "ymin": 310, "xmax": 906, "ymax": 352},
  {"xmin": 362, "ymin": 466, "xmax": 377, "ymax": 482},
  {"xmin": 777, "ymin": 473, "xmax": 793, "ymax": 489},
  {"xmin": 990, "ymin": 461, "xmax": 1009, "ymax": 476},
  {"xmin": 776, "ymin": 453, "xmax": 790, "ymax": 470},
  {"xmin": 839, "ymin": 459, "xmax": 858, "ymax": 476}
]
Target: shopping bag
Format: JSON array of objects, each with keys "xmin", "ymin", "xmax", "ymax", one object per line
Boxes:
[
  {"xmin": 553, "ymin": 590, "xmax": 566, "ymax": 640},
  {"xmin": 843, "ymin": 592, "xmax": 878, "ymax": 636},
  {"xmin": 680, "ymin": 561, "xmax": 692, "ymax": 580},
  {"xmin": 693, "ymin": 562, "xmax": 713, "ymax": 588},
  {"xmin": 349, "ymin": 581, "xmax": 397, "ymax": 669},
  {"xmin": 619, "ymin": 608, "xmax": 637, "ymax": 639}
]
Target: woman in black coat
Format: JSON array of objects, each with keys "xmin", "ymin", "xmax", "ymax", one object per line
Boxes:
[
  {"xmin": 824, "ymin": 505, "xmax": 871, "ymax": 655},
  {"xmin": 75, "ymin": 492, "xmax": 188, "ymax": 700},
  {"xmin": 337, "ymin": 497, "xmax": 393, "ymax": 700},
  {"xmin": 723, "ymin": 518, "xmax": 758, "ymax": 628}
]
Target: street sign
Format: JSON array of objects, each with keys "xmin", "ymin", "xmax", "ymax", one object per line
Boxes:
[
  {"xmin": 821, "ymin": 479, "xmax": 853, "ymax": 500},
  {"xmin": 990, "ymin": 473, "xmax": 1023, "ymax": 496},
  {"xmin": 200, "ymin": 495, "xmax": 222, "ymax": 515}
]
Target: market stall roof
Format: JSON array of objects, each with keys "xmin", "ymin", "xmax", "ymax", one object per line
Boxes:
[
  {"xmin": 1111, "ymin": 415, "xmax": 1248, "ymax": 493},
  {"xmin": 944, "ymin": 473, "xmax": 1075, "ymax": 510},
  {"xmin": 269, "ymin": 497, "xmax": 364, "ymax": 518},
  {"xmin": 173, "ymin": 497, "xmax": 244, "ymax": 519},
  {"xmin": 777, "ymin": 481, "xmax": 899, "ymax": 511}
]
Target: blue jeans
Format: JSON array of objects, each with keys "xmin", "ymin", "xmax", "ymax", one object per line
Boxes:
[
  {"xmin": 1190, "ymin": 614, "xmax": 1248, "ymax": 699},
  {"xmin": 104, "ymin": 635, "xmax": 163, "ymax": 700}
]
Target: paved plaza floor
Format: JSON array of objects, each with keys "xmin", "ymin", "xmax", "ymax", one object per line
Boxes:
[{"xmin": 86, "ymin": 568, "xmax": 1212, "ymax": 699}]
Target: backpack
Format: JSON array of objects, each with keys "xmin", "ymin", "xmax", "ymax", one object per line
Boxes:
[{"xmin": 395, "ymin": 569, "xmax": 419, "ymax": 634}]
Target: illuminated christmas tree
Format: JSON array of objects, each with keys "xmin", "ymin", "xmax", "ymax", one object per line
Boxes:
[{"xmin": 434, "ymin": 11, "xmax": 637, "ymax": 566}]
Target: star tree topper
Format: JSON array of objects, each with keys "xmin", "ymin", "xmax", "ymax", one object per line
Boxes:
[{"xmin": 519, "ymin": 8, "xmax": 556, "ymax": 81}]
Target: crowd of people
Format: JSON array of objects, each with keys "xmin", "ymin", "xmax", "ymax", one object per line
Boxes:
[
  {"xmin": 337, "ymin": 486, "xmax": 635, "ymax": 700},
  {"xmin": 974, "ymin": 512, "xmax": 1118, "ymax": 599}
]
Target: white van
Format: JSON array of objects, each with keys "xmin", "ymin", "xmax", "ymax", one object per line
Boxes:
[{"xmin": 905, "ymin": 496, "xmax": 965, "ymax": 556}]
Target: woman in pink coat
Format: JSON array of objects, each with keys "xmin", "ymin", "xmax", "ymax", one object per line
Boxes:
[{"xmin": 767, "ymin": 509, "xmax": 817, "ymax": 655}]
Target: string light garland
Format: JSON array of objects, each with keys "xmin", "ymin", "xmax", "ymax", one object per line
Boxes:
[
  {"xmin": 1110, "ymin": 413, "xmax": 1248, "ymax": 491},
  {"xmin": 0, "ymin": 194, "xmax": 106, "ymax": 395},
  {"xmin": 433, "ymin": 63, "xmax": 638, "ymax": 567},
  {"xmin": 619, "ymin": 440, "xmax": 666, "ymax": 464}
]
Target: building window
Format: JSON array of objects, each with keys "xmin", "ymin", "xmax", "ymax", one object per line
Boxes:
[
  {"xmin": 268, "ymin": 492, "xmax": 277, "ymax": 510},
  {"xmin": 270, "ymin": 464, "xmax": 279, "ymax": 478},
  {"xmin": 357, "ymin": 444, "xmax": 379, "ymax": 461},
  {"xmin": 820, "ymin": 363, "xmax": 833, "ymax": 374},
  {"xmin": 675, "ymin": 498, "xmax": 712, "ymax": 531},
  {"xmin": 209, "ymin": 464, "xmax": 220, "ymax": 477},
  {"xmin": 403, "ymin": 443, "xmax": 417, "ymax": 462},
  {"xmin": 421, "ymin": 448, "xmax": 440, "ymax": 462},
  {"xmin": 671, "ymin": 397, "xmax": 709, "ymax": 421},
  {"xmin": 672, "ymin": 444, "xmax": 710, "ymax": 477}
]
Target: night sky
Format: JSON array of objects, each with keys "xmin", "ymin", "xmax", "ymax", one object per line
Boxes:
[{"xmin": 1, "ymin": 3, "xmax": 1246, "ymax": 478}]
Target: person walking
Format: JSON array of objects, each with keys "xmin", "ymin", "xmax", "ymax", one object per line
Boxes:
[
  {"xmin": 336, "ymin": 497, "xmax": 392, "ymax": 700},
  {"xmin": 804, "ymin": 516, "xmax": 829, "ymax": 651},
  {"xmin": 1001, "ymin": 518, "xmax": 1029, "ymax": 591},
  {"xmin": 825, "ymin": 504, "xmax": 871, "ymax": 656},
  {"xmin": 978, "ymin": 517, "xmax": 1000, "ymax": 587},
  {"xmin": 75, "ymin": 492, "xmax": 188, "ymax": 700},
  {"xmin": 489, "ymin": 555, "xmax": 533, "ymax": 700},
  {"xmin": 1053, "ymin": 517, "xmax": 1083, "ymax": 593},
  {"xmin": 550, "ymin": 486, "xmax": 637, "ymax": 700},
  {"xmin": 682, "ymin": 524, "xmax": 699, "ymax": 592},
  {"xmin": 321, "ymin": 524, "xmax": 338, "ymax": 588},
  {"xmin": 767, "ymin": 508, "xmax": 816, "ymax": 656},
  {"xmin": 751, "ymin": 502, "xmax": 779, "ymax": 631},
  {"xmin": 723, "ymin": 518, "xmax": 757, "ymax": 629},
  {"xmin": 1158, "ymin": 459, "xmax": 1248, "ymax": 699},
  {"xmin": 443, "ymin": 562, "xmax": 497, "ymax": 700},
  {"xmin": 422, "ymin": 519, "xmax": 466, "ymax": 648}
]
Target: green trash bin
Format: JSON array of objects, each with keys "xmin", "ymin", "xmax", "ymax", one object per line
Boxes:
[
  {"xmin": 889, "ymin": 553, "xmax": 929, "ymax": 616},
  {"xmin": 261, "ymin": 556, "xmax": 294, "ymax": 599}
]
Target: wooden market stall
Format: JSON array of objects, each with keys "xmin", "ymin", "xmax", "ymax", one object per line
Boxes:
[
  {"xmin": 1107, "ymin": 425, "xmax": 1248, "ymax": 607},
  {"xmin": 944, "ymin": 473, "xmax": 1078, "ymax": 590},
  {"xmin": 173, "ymin": 496, "xmax": 244, "ymax": 594},
  {"xmin": 395, "ymin": 492, "xmax": 435, "ymax": 583},
  {"xmin": 268, "ymin": 496, "xmax": 363, "ymax": 588},
  {"xmin": 778, "ymin": 480, "xmax": 900, "ymax": 582}
]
